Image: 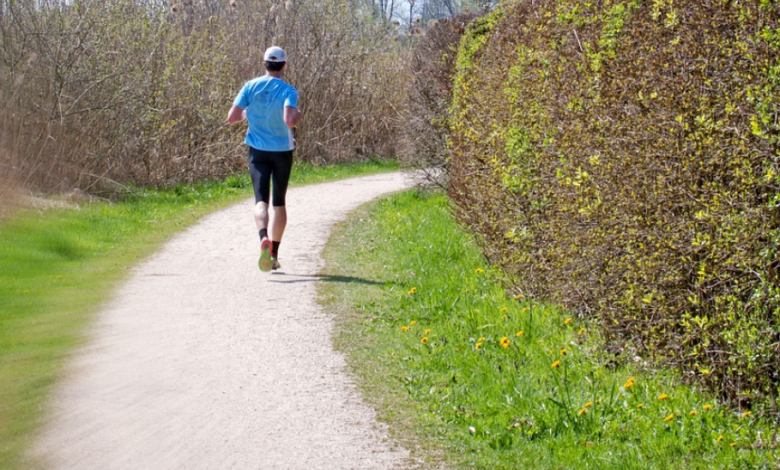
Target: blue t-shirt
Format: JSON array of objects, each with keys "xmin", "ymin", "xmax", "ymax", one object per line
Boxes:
[{"xmin": 233, "ymin": 76, "xmax": 298, "ymax": 151}]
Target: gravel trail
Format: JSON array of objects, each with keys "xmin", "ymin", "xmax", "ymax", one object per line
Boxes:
[{"xmin": 31, "ymin": 172, "xmax": 415, "ymax": 470}]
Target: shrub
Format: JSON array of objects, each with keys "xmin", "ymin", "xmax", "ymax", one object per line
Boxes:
[
  {"xmin": 399, "ymin": 12, "xmax": 479, "ymax": 187},
  {"xmin": 449, "ymin": 0, "xmax": 780, "ymax": 412},
  {"xmin": 0, "ymin": 0, "xmax": 408, "ymax": 193}
]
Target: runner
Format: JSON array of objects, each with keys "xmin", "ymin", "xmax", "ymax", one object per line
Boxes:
[{"xmin": 227, "ymin": 46, "xmax": 302, "ymax": 272}]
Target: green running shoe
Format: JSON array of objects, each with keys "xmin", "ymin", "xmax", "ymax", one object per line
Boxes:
[{"xmin": 258, "ymin": 238, "xmax": 272, "ymax": 272}]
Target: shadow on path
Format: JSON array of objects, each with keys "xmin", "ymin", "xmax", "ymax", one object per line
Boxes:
[{"xmin": 269, "ymin": 272, "xmax": 390, "ymax": 286}]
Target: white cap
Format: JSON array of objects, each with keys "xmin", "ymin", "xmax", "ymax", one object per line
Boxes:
[{"xmin": 263, "ymin": 46, "xmax": 286, "ymax": 63}]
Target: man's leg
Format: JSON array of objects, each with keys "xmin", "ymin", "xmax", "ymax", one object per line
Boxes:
[
  {"xmin": 270, "ymin": 206, "xmax": 287, "ymax": 242},
  {"xmin": 248, "ymin": 150, "xmax": 274, "ymax": 271},
  {"xmin": 254, "ymin": 201, "xmax": 270, "ymax": 234}
]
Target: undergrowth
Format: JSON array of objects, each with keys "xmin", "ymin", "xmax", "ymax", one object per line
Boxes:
[{"xmin": 321, "ymin": 189, "xmax": 780, "ymax": 470}]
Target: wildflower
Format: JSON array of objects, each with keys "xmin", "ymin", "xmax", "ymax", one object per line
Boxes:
[
  {"xmin": 400, "ymin": 326, "xmax": 409, "ymax": 332},
  {"xmin": 410, "ymin": 321, "xmax": 417, "ymax": 326},
  {"xmin": 578, "ymin": 408, "xmax": 587, "ymax": 416},
  {"xmin": 664, "ymin": 413, "xmax": 675, "ymax": 423},
  {"xmin": 552, "ymin": 360, "xmax": 561, "ymax": 368},
  {"xmin": 624, "ymin": 377, "xmax": 635, "ymax": 390},
  {"xmin": 717, "ymin": 435, "xmax": 724, "ymax": 442},
  {"xmin": 560, "ymin": 348, "xmax": 568, "ymax": 355},
  {"xmin": 500, "ymin": 337, "xmax": 510, "ymax": 349},
  {"xmin": 730, "ymin": 442, "xmax": 737, "ymax": 448},
  {"xmin": 514, "ymin": 293, "xmax": 524, "ymax": 300},
  {"xmin": 703, "ymin": 404, "xmax": 713, "ymax": 410},
  {"xmin": 578, "ymin": 327, "xmax": 586, "ymax": 335},
  {"xmin": 475, "ymin": 268, "xmax": 484, "ymax": 274},
  {"xmin": 521, "ymin": 307, "xmax": 529, "ymax": 314},
  {"xmin": 516, "ymin": 331, "xmax": 524, "ymax": 337},
  {"xmin": 741, "ymin": 411, "xmax": 752, "ymax": 419},
  {"xmin": 478, "ymin": 337, "xmax": 486, "ymax": 343},
  {"xmin": 657, "ymin": 394, "xmax": 669, "ymax": 400},
  {"xmin": 500, "ymin": 307, "xmax": 508, "ymax": 312},
  {"xmin": 637, "ymin": 403, "xmax": 645, "ymax": 409},
  {"xmin": 421, "ymin": 337, "xmax": 429, "ymax": 344},
  {"xmin": 408, "ymin": 287, "xmax": 417, "ymax": 295},
  {"xmin": 475, "ymin": 342, "xmax": 483, "ymax": 351},
  {"xmin": 564, "ymin": 318, "xmax": 572, "ymax": 325},
  {"xmin": 689, "ymin": 410, "xmax": 698, "ymax": 416},
  {"xmin": 585, "ymin": 402, "xmax": 593, "ymax": 408},
  {"xmin": 424, "ymin": 329, "xmax": 431, "ymax": 335}
]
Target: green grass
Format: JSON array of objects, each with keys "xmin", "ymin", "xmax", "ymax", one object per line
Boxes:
[
  {"xmin": 320, "ymin": 189, "xmax": 780, "ymax": 470},
  {"xmin": 0, "ymin": 157, "xmax": 398, "ymax": 470}
]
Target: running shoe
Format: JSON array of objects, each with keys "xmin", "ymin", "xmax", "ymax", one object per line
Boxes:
[
  {"xmin": 271, "ymin": 257, "xmax": 281, "ymax": 271},
  {"xmin": 258, "ymin": 238, "xmax": 272, "ymax": 272}
]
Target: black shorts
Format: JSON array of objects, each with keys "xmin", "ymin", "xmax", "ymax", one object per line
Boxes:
[{"xmin": 247, "ymin": 147, "xmax": 293, "ymax": 207}]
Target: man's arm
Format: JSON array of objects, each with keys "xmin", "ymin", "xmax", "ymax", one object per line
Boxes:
[
  {"xmin": 227, "ymin": 105, "xmax": 246, "ymax": 124},
  {"xmin": 284, "ymin": 106, "xmax": 302, "ymax": 128}
]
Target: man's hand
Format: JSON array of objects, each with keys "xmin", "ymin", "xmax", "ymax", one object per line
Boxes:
[
  {"xmin": 284, "ymin": 106, "xmax": 302, "ymax": 128},
  {"xmin": 227, "ymin": 105, "xmax": 246, "ymax": 124}
]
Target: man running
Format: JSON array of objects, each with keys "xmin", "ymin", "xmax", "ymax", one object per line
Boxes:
[{"xmin": 227, "ymin": 46, "xmax": 302, "ymax": 272}]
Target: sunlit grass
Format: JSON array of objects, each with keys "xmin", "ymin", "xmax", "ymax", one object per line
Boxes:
[
  {"xmin": 0, "ymin": 158, "xmax": 398, "ymax": 470},
  {"xmin": 321, "ymin": 189, "xmax": 779, "ymax": 470}
]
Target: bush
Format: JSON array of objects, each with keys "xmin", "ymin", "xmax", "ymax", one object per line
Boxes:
[
  {"xmin": 0, "ymin": 0, "xmax": 408, "ymax": 193},
  {"xmin": 449, "ymin": 0, "xmax": 780, "ymax": 413},
  {"xmin": 399, "ymin": 13, "xmax": 478, "ymax": 187}
]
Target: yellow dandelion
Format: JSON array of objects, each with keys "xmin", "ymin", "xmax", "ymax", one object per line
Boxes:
[
  {"xmin": 703, "ymin": 404, "xmax": 713, "ymax": 410},
  {"xmin": 585, "ymin": 401, "xmax": 594, "ymax": 408},
  {"xmin": 514, "ymin": 293, "xmax": 524, "ymax": 300},
  {"xmin": 664, "ymin": 413, "xmax": 675, "ymax": 422},
  {"xmin": 578, "ymin": 327, "xmax": 586, "ymax": 335},
  {"xmin": 421, "ymin": 337, "xmax": 429, "ymax": 344},
  {"xmin": 717, "ymin": 435, "xmax": 724, "ymax": 442},
  {"xmin": 730, "ymin": 442, "xmax": 737, "ymax": 448},
  {"xmin": 657, "ymin": 394, "xmax": 669, "ymax": 400},
  {"xmin": 500, "ymin": 337, "xmax": 510, "ymax": 349},
  {"xmin": 624, "ymin": 377, "xmax": 635, "ymax": 390},
  {"xmin": 424, "ymin": 329, "xmax": 431, "ymax": 335},
  {"xmin": 478, "ymin": 337, "xmax": 486, "ymax": 343},
  {"xmin": 475, "ymin": 342, "xmax": 483, "ymax": 351},
  {"xmin": 500, "ymin": 307, "xmax": 508, "ymax": 312},
  {"xmin": 552, "ymin": 360, "xmax": 561, "ymax": 368},
  {"xmin": 689, "ymin": 410, "xmax": 698, "ymax": 416},
  {"xmin": 400, "ymin": 326, "xmax": 409, "ymax": 332},
  {"xmin": 408, "ymin": 287, "xmax": 417, "ymax": 295},
  {"xmin": 741, "ymin": 411, "xmax": 752, "ymax": 419},
  {"xmin": 560, "ymin": 348, "xmax": 568, "ymax": 355},
  {"xmin": 637, "ymin": 403, "xmax": 645, "ymax": 409},
  {"xmin": 578, "ymin": 408, "xmax": 587, "ymax": 416},
  {"xmin": 409, "ymin": 320, "xmax": 417, "ymax": 326},
  {"xmin": 521, "ymin": 307, "xmax": 529, "ymax": 314},
  {"xmin": 515, "ymin": 330, "xmax": 524, "ymax": 337},
  {"xmin": 564, "ymin": 318, "xmax": 572, "ymax": 325},
  {"xmin": 475, "ymin": 268, "xmax": 484, "ymax": 274}
]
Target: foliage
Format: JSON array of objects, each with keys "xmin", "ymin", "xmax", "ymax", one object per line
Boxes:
[
  {"xmin": 0, "ymin": 0, "xmax": 408, "ymax": 193},
  {"xmin": 448, "ymin": 0, "xmax": 780, "ymax": 413},
  {"xmin": 322, "ymin": 189, "xmax": 780, "ymax": 470},
  {"xmin": 399, "ymin": 12, "xmax": 478, "ymax": 187}
]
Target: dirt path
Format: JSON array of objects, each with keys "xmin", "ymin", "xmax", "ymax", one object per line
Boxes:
[{"xmin": 31, "ymin": 172, "xmax": 415, "ymax": 470}]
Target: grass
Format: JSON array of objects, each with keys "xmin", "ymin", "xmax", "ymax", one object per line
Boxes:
[
  {"xmin": 320, "ymin": 188, "xmax": 780, "ymax": 470},
  {"xmin": 0, "ymin": 157, "xmax": 398, "ymax": 470}
]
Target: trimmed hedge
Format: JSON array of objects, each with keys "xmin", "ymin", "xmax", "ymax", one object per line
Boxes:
[{"xmin": 449, "ymin": 0, "xmax": 780, "ymax": 412}]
